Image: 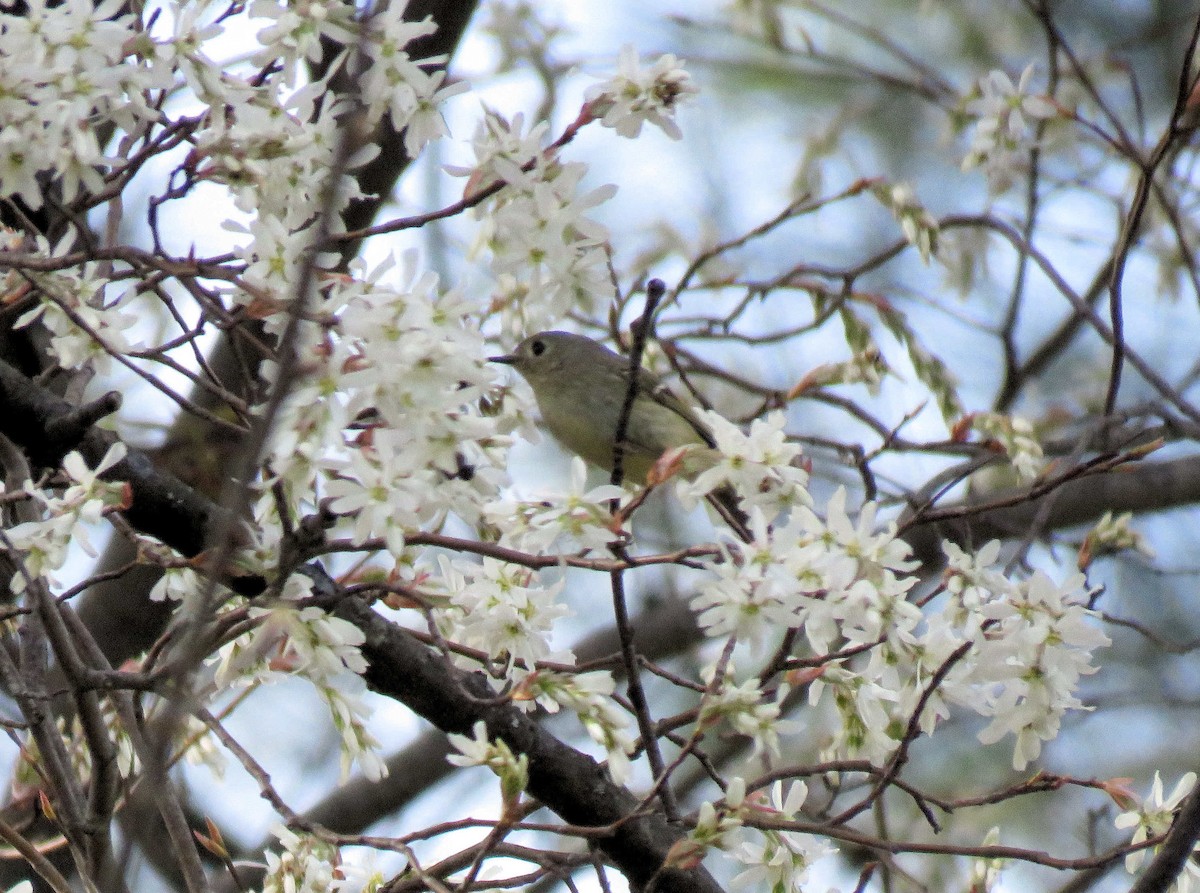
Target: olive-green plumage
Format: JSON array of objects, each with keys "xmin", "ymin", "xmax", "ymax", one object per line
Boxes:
[{"xmin": 490, "ymin": 331, "xmax": 750, "ymax": 539}]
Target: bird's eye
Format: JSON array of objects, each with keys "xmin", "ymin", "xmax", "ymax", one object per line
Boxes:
[{"xmin": 530, "ymin": 339, "xmax": 546, "ymax": 356}]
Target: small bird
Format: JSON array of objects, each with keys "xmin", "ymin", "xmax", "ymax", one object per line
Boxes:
[{"xmin": 490, "ymin": 330, "xmax": 751, "ymax": 540}]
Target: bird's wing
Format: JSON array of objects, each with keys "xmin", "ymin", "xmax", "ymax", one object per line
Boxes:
[{"xmin": 642, "ymin": 379, "xmax": 716, "ymax": 448}]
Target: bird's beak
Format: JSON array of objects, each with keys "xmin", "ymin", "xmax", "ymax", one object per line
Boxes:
[{"xmin": 488, "ymin": 353, "xmax": 518, "ymax": 365}]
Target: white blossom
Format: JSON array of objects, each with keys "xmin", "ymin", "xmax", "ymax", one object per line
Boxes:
[
  {"xmin": 700, "ymin": 671, "xmax": 800, "ymax": 759},
  {"xmin": 677, "ymin": 410, "xmax": 811, "ymax": 520},
  {"xmin": 260, "ymin": 825, "xmax": 368, "ymax": 893},
  {"xmin": 971, "ymin": 412, "xmax": 1044, "ymax": 482},
  {"xmin": 1116, "ymin": 772, "xmax": 1199, "ymax": 884},
  {"xmin": 5, "ymin": 443, "xmax": 127, "ymax": 593},
  {"xmin": 12, "ymin": 240, "xmax": 138, "ymax": 374},
  {"xmin": 0, "ymin": 0, "xmax": 150, "ymax": 206},
  {"xmin": 584, "ymin": 45, "xmax": 698, "ymax": 140},
  {"xmin": 730, "ymin": 781, "xmax": 833, "ymax": 892},
  {"xmin": 452, "ymin": 111, "xmax": 616, "ymax": 331},
  {"xmin": 435, "ymin": 556, "xmax": 570, "ymax": 672},
  {"xmin": 1083, "ymin": 510, "xmax": 1156, "ymax": 563},
  {"xmin": 447, "ymin": 720, "xmax": 529, "ymax": 800},
  {"xmin": 483, "ymin": 457, "xmax": 626, "ymax": 553},
  {"xmin": 524, "ymin": 669, "xmax": 635, "ymax": 782},
  {"xmin": 876, "ymin": 181, "xmax": 939, "ymax": 263},
  {"xmin": 690, "ymin": 481, "xmax": 1106, "ymax": 769},
  {"xmin": 962, "ymin": 64, "xmax": 1057, "ymax": 193},
  {"xmin": 211, "ymin": 589, "xmax": 385, "ymax": 781}
]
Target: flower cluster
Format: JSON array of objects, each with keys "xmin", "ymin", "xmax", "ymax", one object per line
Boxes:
[
  {"xmin": 0, "ymin": 0, "xmax": 166, "ymax": 207},
  {"xmin": 524, "ymin": 669, "xmax": 636, "ymax": 784},
  {"xmin": 195, "ymin": 85, "xmax": 365, "ymax": 241},
  {"xmin": 970, "ymin": 411, "xmax": 1044, "ymax": 482},
  {"xmin": 961, "ymin": 64, "xmax": 1057, "ymax": 193},
  {"xmin": 693, "ymin": 488, "xmax": 912, "ymax": 644},
  {"xmin": 250, "ymin": 0, "xmax": 360, "ymax": 79},
  {"xmin": 434, "ymin": 556, "xmax": 570, "ymax": 674},
  {"xmin": 1116, "ymin": 772, "xmax": 1199, "ymax": 890},
  {"xmin": 0, "ymin": 0, "xmax": 468, "ymax": 365},
  {"xmin": 3, "ymin": 444, "xmax": 127, "ymax": 594},
  {"xmin": 455, "ymin": 110, "xmax": 616, "ymax": 332},
  {"xmin": 196, "ymin": 4, "xmax": 462, "ymax": 330},
  {"xmin": 584, "ymin": 45, "xmax": 699, "ymax": 140},
  {"xmin": 13, "ymin": 707, "xmax": 137, "ymax": 803},
  {"xmin": 251, "ymin": 0, "xmax": 465, "ymax": 155},
  {"xmin": 1080, "ymin": 510, "xmax": 1155, "ymax": 568},
  {"xmin": 690, "ymin": 486, "xmax": 1108, "ymax": 767},
  {"xmin": 260, "ymin": 252, "xmax": 508, "ymax": 547},
  {"xmin": 213, "ymin": 575, "xmax": 385, "ymax": 781},
  {"xmin": 689, "ymin": 778, "xmax": 833, "ymax": 893},
  {"xmin": 700, "ymin": 670, "xmax": 799, "ymax": 760},
  {"xmin": 730, "ymin": 781, "xmax": 833, "ymax": 892},
  {"xmin": 260, "ymin": 826, "xmax": 382, "ymax": 893},
  {"xmin": 677, "ymin": 411, "xmax": 811, "ymax": 521},
  {"xmin": 481, "ymin": 457, "xmax": 626, "ymax": 553},
  {"xmin": 943, "ymin": 541, "xmax": 1110, "ymax": 769},
  {"xmin": 11, "ymin": 236, "xmax": 137, "ymax": 374}
]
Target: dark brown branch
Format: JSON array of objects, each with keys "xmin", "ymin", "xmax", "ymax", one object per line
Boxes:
[
  {"xmin": 0, "ymin": 356, "xmax": 723, "ymax": 893},
  {"xmin": 903, "ymin": 452, "xmax": 1200, "ymax": 568},
  {"xmin": 328, "ymin": 585, "xmax": 724, "ymax": 893},
  {"xmin": 0, "ymin": 357, "xmax": 239, "ymax": 572}
]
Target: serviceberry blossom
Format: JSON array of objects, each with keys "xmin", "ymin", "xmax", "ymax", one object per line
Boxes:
[
  {"xmin": 677, "ymin": 410, "xmax": 811, "ymax": 520},
  {"xmin": 700, "ymin": 670, "xmax": 799, "ymax": 760},
  {"xmin": 977, "ymin": 580, "xmax": 1107, "ymax": 767},
  {"xmin": 584, "ymin": 45, "xmax": 699, "ymax": 140},
  {"xmin": 358, "ymin": 6, "xmax": 467, "ymax": 152},
  {"xmin": 690, "ymin": 778, "xmax": 746, "ymax": 853},
  {"xmin": 200, "ymin": 81, "xmax": 373, "ymax": 235},
  {"xmin": 250, "ymin": 0, "xmax": 360, "ymax": 77},
  {"xmin": 149, "ymin": 564, "xmax": 203, "ymax": 604},
  {"xmin": 690, "ymin": 510, "xmax": 806, "ymax": 643},
  {"xmin": 259, "ymin": 826, "xmax": 375, "ymax": 893},
  {"xmin": 12, "ymin": 239, "xmax": 137, "ymax": 374},
  {"xmin": 0, "ymin": 0, "xmax": 148, "ymax": 206},
  {"xmin": 692, "ymin": 482, "xmax": 1107, "ymax": 768},
  {"xmin": 729, "ymin": 781, "xmax": 834, "ymax": 892},
  {"xmin": 1082, "ymin": 510, "xmax": 1155, "ymax": 564},
  {"xmin": 435, "ymin": 556, "xmax": 570, "ymax": 673},
  {"xmin": 5, "ymin": 443, "xmax": 127, "ymax": 593},
  {"xmin": 450, "ymin": 110, "xmax": 548, "ymax": 190},
  {"xmin": 876, "ymin": 181, "xmax": 939, "ymax": 264},
  {"xmin": 523, "ymin": 669, "xmax": 636, "ymax": 784},
  {"xmin": 212, "ymin": 575, "xmax": 385, "ymax": 781},
  {"xmin": 254, "ymin": 252, "xmax": 509, "ymax": 550},
  {"xmin": 455, "ymin": 111, "xmax": 616, "ymax": 331},
  {"xmin": 190, "ymin": 4, "xmax": 465, "ymax": 342},
  {"xmin": 250, "ymin": 0, "xmax": 466, "ymax": 157},
  {"xmin": 447, "ymin": 720, "xmax": 530, "ymax": 804},
  {"xmin": 968, "ymin": 827, "xmax": 1006, "ymax": 892},
  {"xmin": 971, "ymin": 411, "xmax": 1044, "ymax": 482},
  {"xmin": 1116, "ymin": 771, "xmax": 1199, "ymax": 882},
  {"xmin": 482, "ymin": 458, "xmax": 626, "ymax": 553},
  {"xmin": 942, "ymin": 543, "xmax": 1110, "ymax": 770},
  {"xmin": 962, "ymin": 64, "xmax": 1057, "ymax": 193},
  {"xmin": 323, "ymin": 430, "xmax": 430, "ymax": 555}
]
